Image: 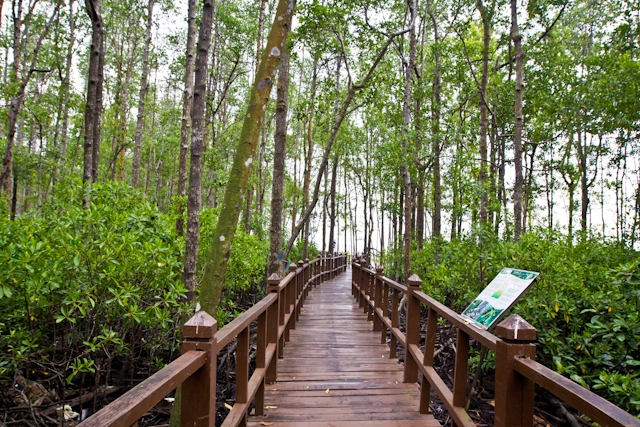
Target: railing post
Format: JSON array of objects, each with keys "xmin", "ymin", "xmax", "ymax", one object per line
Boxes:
[
  {"xmin": 285, "ymin": 264, "xmax": 296, "ymax": 342},
  {"xmin": 357, "ymin": 258, "xmax": 365, "ymax": 308},
  {"xmin": 420, "ymin": 307, "xmax": 438, "ymax": 413},
  {"xmin": 373, "ymin": 265, "xmax": 383, "ymax": 333},
  {"xmin": 494, "ymin": 314, "xmax": 537, "ymax": 427},
  {"xmin": 304, "ymin": 258, "xmax": 310, "ymax": 298},
  {"xmin": 181, "ymin": 311, "xmax": 217, "ymax": 427},
  {"xmin": 390, "ymin": 285, "xmax": 399, "ymax": 359},
  {"xmin": 267, "ymin": 273, "xmax": 281, "ymax": 378},
  {"xmin": 296, "ymin": 260, "xmax": 304, "ymax": 320},
  {"xmin": 404, "ymin": 274, "xmax": 422, "ymax": 383}
]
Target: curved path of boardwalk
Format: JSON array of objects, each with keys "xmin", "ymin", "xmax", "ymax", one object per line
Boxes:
[{"xmin": 248, "ymin": 270, "xmax": 439, "ymax": 427}]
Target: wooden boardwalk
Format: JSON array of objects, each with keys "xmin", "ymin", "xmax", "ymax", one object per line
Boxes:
[{"xmin": 248, "ymin": 270, "xmax": 439, "ymax": 427}]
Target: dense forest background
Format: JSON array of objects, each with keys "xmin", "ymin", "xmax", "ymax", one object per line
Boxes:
[{"xmin": 1, "ymin": 0, "xmax": 639, "ymax": 420}]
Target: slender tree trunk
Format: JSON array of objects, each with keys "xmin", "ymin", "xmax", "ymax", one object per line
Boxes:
[
  {"xmin": 131, "ymin": 0, "xmax": 155, "ymax": 187},
  {"xmin": 268, "ymin": 44, "xmax": 290, "ymax": 276},
  {"xmin": 183, "ymin": 0, "xmax": 217, "ymax": 297},
  {"xmin": 199, "ymin": 0, "xmax": 296, "ymax": 315},
  {"xmin": 400, "ymin": 0, "xmax": 417, "ymax": 280},
  {"xmin": 176, "ymin": 0, "xmax": 196, "ymax": 235},
  {"xmin": 477, "ymin": 0, "xmax": 491, "ymax": 228},
  {"xmin": 427, "ymin": 0, "xmax": 442, "ymax": 259},
  {"xmin": 328, "ymin": 154, "xmax": 338, "ymax": 253},
  {"xmin": 53, "ymin": 0, "xmax": 76, "ymax": 187},
  {"xmin": 511, "ymin": 0, "xmax": 524, "ymax": 241},
  {"xmin": 302, "ymin": 57, "xmax": 318, "ymax": 259}
]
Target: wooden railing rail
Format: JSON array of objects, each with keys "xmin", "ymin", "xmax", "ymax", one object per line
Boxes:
[
  {"xmin": 351, "ymin": 258, "xmax": 640, "ymax": 427},
  {"xmin": 82, "ymin": 253, "xmax": 346, "ymax": 427}
]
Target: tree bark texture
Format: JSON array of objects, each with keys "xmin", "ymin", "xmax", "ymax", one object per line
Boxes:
[
  {"xmin": 477, "ymin": 0, "xmax": 490, "ymax": 228},
  {"xmin": 176, "ymin": 0, "xmax": 197, "ymax": 235},
  {"xmin": 131, "ymin": 0, "xmax": 155, "ymax": 188},
  {"xmin": 511, "ymin": 0, "xmax": 524, "ymax": 241},
  {"xmin": 401, "ymin": 0, "xmax": 417, "ymax": 280},
  {"xmin": 268, "ymin": 44, "xmax": 290, "ymax": 276},
  {"xmin": 199, "ymin": 0, "xmax": 296, "ymax": 315},
  {"xmin": 183, "ymin": 0, "xmax": 217, "ymax": 296}
]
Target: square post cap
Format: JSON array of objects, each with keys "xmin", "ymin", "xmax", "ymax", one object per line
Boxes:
[
  {"xmin": 407, "ymin": 274, "xmax": 422, "ymax": 287},
  {"xmin": 496, "ymin": 314, "xmax": 537, "ymax": 342},
  {"xmin": 183, "ymin": 311, "xmax": 217, "ymax": 339}
]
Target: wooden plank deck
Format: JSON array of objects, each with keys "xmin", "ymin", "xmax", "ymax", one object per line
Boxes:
[{"xmin": 248, "ymin": 269, "xmax": 440, "ymax": 427}]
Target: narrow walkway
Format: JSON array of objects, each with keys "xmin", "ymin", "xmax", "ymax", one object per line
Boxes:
[{"xmin": 248, "ymin": 270, "xmax": 439, "ymax": 427}]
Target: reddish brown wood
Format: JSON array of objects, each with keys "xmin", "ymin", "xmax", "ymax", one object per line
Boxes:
[
  {"xmin": 181, "ymin": 311, "xmax": 218, "ymax": 427},
  {"xmin": 452, "ymin": 328, "xmax": 470, "ymax": 422},
  {"xmin": 266, "ymin": 274, "xmax": 280, "ymax": 381},
  {"xmin": 81, "ymin": 351, "xmax": 206, "ymax": 427},
  {"xmin": 249, "ymin": 270, "xmax": 437, "ymax": 426},
  {"xmin": 404, "ymin": 275, "xmax": 422, "ymax": 383},
  {"xmin": 514, "ymin": 357, "xmax": 640, "ymax": 427},
  {"xmin": 494, "ymin": 314, "xmax": 536, "ymax": 427}
]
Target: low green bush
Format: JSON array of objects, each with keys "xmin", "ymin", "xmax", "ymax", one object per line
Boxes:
[{"xmin": 404, "ymin": 230, "xmax": 640, "ymax": 414}]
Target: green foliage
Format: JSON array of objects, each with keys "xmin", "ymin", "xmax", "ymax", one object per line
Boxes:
[
  {"xmin": 0, "ymin": 181, "xmax": 188, "ymax": 382},
  {"xmin": 409, "ymin": 230, "xmax": 640, "ymax": 411}
]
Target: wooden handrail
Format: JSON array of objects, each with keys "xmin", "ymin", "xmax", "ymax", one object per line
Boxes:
[
  {"xmin": 81, "ymin": 253, "xmax": 347, "ymax": 427},
  {"xmin": 514, "ymin": 357, "xmax": 640, "ymax": 427},
  {"xmin": 81, "ymin": 351, "xmax": 207, "ymax": 427},
  {"xmin": 351, "ymin": 258, "xmax": 640, "ymax": 427}
]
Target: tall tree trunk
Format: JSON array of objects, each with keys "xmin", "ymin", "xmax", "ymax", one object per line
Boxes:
[
  {"xmin": 400, "ymin": 0, "xmax": 417, "ymax": 280},
  {"xmin": 427, "ymin": 0, "xmax": 442, "ymax": 260},
  {"xmin": 176, "ymin": 0, "xmax": 196, "ymax": 235},
  {"xmin": 268, "ymin": 44, "xmax": 290, "ymax": 276},
  {"xmin": 92, "ymin": 31, "xmax": 104, "ymax": 183},
  {"xmin": 132, "ymin": 0, "xmax": 155, "ymax": 187},
  {"xmin": 477, "ymin": 0, "xmax": 491, "ymax": 228},
  {"xmin": 52, "ymin": 0, "xmax": 76, "ymax": 187},
  {"xmin": 328, "ymin": 154, "xmax": 338, "ymax": 254},
  {"xmin": 183, "ymin": 0, "xmax": 217, "ymax": 297},
  {"xmin": 511, "ymin": 0, "xmax": 524, "ymax": 241},
  {"xmin": 199, "ymin": 0, "xmax": 296, "ymax": 315},
  {"xmin": 302, "ymin": 57, "xmax": 318, "ymax": 259}
]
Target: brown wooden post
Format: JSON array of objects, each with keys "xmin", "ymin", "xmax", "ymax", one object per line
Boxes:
[
  {"xmin": 381, "ymin": 278, "xmax": 389, "ymax": 344},
  {"xmin": 236, "ymin": 326, "xmax": 249, "ymax": 426},
  {"xmin": 181, "ymin": 311, "xmax": 217, "ymax": 427},
  {"xmin": 267, "ymin": 274, "xmax": 281, "ymax": 373},
  {"xmin": 452, "ymin": 328, "xmax": 470, "ymax": 421},
  {"xmin": 390, "ymin": 288, "xmax": 399, "ymax": 359},
  {"xmin": 296, "ymin": 260, "xmax": 304, "ymax": 320},
  {"xmin": 494, "ymin": 314, "xmax": 537, "ymax": 427},
  {"xmin": 285, "ymin": 264, "xmax": 296, "ymax": 342},
  {"xmin": 420, "ymin": 307, "xmax": 438, "ymax": 413},
  {"xmin": 373, "ymin": 266, "xmax": 383, "ymax": 331},
  {"xmin": 358, "ymin": 259, "xmax": 365, "ymax": 308},
  {"xmin": 304, "ymin": 258, "xmax": 310, "ymax": 298},
  {"xmin": 255, "ymin": 309, "xmax": 267, "ymax": 416},
  {"xmin": 404, "ymin": 274, "xmax": 422, "ymax": 383}
]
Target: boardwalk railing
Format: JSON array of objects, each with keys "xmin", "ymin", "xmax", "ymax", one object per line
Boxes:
[
  {"xmin": 351, "ymin": 257, "xmax": 640, "ymax": 427},
  {"xmin": 81, "ymin": 253, "xmax": 347, "ymax": 427}
]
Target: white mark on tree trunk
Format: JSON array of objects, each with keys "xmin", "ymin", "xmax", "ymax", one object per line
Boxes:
[
  {"xmin": 245, "ymin": 157, "xmax": 253, "ymax": 167},
  {"xmin": 270, "ymin": 47, "xmax": 281, "ymax": 57},
  {"xmin": 220, "ymin": 235, "xmax": 225, "ymax": 242}
]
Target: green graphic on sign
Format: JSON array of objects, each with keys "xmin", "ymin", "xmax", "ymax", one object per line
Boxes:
[{"xmin": 461, "ymin": 268, "xmax": 539, "ymax": 329}]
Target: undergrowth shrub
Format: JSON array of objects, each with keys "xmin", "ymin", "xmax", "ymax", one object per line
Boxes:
[{"xmin": 404, "ymin": 230, "xmax": 640, "ymax": 414}]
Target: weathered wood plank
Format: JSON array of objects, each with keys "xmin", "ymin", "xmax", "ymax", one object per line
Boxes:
[{"xmin": 248, "ymin": 270, "xmax": 436, "ymax": 425}]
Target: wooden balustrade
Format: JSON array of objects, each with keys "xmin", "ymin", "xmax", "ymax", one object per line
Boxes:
[
  {"xmin": 81, "ymin": 253, "xmax": 346, "ymax": 427},
  {"xmin": 351, "ymin": 259, "xmax": 640, "ymax": 427}
]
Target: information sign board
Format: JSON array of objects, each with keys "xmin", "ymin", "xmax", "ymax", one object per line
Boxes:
[{"xmin": 461, "ymin": 268, "xmax": 539, "ymax": 329}]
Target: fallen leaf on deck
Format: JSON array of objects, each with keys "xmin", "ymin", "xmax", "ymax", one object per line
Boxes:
[
  {"xmin": 325, "ymin": 389, "xmax": 330, "ymax": 394},
  {"xmin": 265, "ymin": 405, "xmax": 278, "ymax": 409},
  {"xmin": 261, "ymin": 423, "xmax": 274, "ymax": 426},
  {"xmin": 224, "ymin": 403, "xmax": 233, "ymax": 410}
]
